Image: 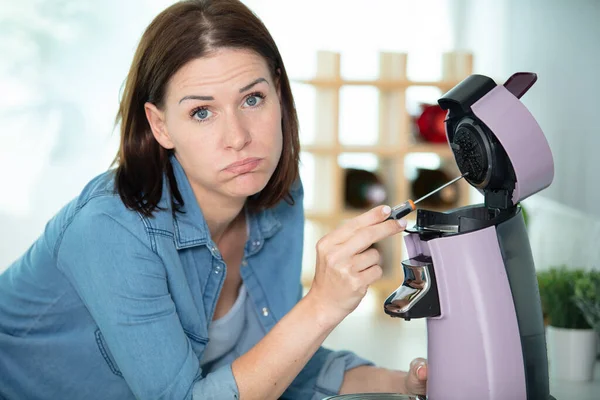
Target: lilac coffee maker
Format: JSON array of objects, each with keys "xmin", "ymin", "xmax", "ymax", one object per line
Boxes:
[
  {"xmin": 381, "ymin": 72, "xmax": 556, "ymax": 400},
  {"xmin": 324, "ymin": 72, "xmax": 556, "ymax": 400}
]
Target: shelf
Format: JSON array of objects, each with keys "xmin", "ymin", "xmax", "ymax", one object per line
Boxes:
[
  {"xmin": 294, "ymin": 78, "xmax": 462, "ymax": 91},
  {"xmin": 407, "ymin": 142, "xmax": 453, "ymax": 157},
  {"xmin": 298, "ymin": 51, "xmax": 473, "ymax": 304},
  {"xmin": 304, "ymin": 211, "xmax": 340, "ymax": 224},
  {"xmin": 302, "ymin": 144, "xmax": 401, "ymax": 156},
  {"xmin": 305, "ymin": 210, "xmax": 365, "ymax": 223},
  {"xmin": 305, "ymin": 204, "xmax": 459, "ymax": 225},
  {"xmin": 301, "ymin": 142, "xmax": 454, "ymax": 157},
  {"xmin": 304, "ymin": 210, "xmax": 375, "ymax": 224}
]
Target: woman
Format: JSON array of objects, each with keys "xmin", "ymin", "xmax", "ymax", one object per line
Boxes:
[{"xmin": 0, "ymin": 1, "xmax": 427, "ymax": 399}]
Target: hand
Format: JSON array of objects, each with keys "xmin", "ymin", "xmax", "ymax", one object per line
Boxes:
[
  {"xmin": 307, "ymin": 205, "xmax": 407, "ymax": 323},
  {"xmin": 404, "ymin": 357, "xmax": 428, "ymax": 396}
]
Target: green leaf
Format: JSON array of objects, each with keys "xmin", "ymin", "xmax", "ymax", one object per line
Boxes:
[
  {"xmin": 573, "ymin": 270, "xmax": 600, "ymax": 332},
  {"xmin": 537, "ymin": 266, "xmax": 592, "ymax": 329}
]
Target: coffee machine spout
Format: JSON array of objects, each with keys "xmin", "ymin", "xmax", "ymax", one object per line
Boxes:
[{"xmin": 384, "ymin": 255, "xmax": 441, "ymax": 320}]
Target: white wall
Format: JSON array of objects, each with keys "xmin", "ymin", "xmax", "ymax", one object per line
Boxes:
[
  {"xmin": 0, "ymin": 0, "xmax": 454, "ymax": 271},
  {"xmin": 451, "ymin": 0, "xmax": 600, "ymax": 218},
  {"xmin": 0, "ymin": 0, "xmax": 176, "ymax": 269},
  {"xmin": 5, "ymin": 0, "xmax": 596, "ymax": 272}
]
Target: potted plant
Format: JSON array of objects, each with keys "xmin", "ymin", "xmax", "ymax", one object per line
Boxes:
[
  {"xmin": 574, "ymin": 269, "xmax": 600, "ymax": 358},
  {"xmin": 537, "ymin": 266, "xmax": 597, "ymax": 381},
  {"xmin": 574, "ymin": 270, "xmax": 600, "ymax": 330}
]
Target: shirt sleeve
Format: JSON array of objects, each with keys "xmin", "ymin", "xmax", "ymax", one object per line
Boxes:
[
  {"xmin": 281, "ymin": 346, "xmax": 374, "ymax": 400},
  {"xmin": 280, "ymin": 284, "xmax": 375, "ymax": 399},
  {"xmin": 191, "ymin": 364, "xmax": 239, "ymax": 400},
  {"xmin": 56, "ymin": 207, "xmax": 240, "ymax": 400},
  {"xmin": 313, "ymin": 349, "xmax": 375, "ymax": 399}
]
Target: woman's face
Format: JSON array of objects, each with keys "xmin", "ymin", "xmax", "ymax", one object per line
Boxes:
[{"xmin": 146, "ymin": 48, "xmax": 283, "ymax": 203}]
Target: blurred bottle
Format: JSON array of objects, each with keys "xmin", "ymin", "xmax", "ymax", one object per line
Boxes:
[
  {"xmin": 412, "ymin": 168, "xmax": 459, "ymax": 208},
  {"xmin": 416, "ymin": 104, "xmax": 447, "ymax": 143},
  {"xmin": 344, "ymin": 168, "xmax": 387, "ymax": 209}
]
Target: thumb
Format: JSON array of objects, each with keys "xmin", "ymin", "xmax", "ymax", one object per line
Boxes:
[
  {"xmin": 410, "ymin": 357, "xmax": 428, "ymax": 381},
  {"xmin": 405, "ymin": 357, "xmax": 428, "ymax": 396}
]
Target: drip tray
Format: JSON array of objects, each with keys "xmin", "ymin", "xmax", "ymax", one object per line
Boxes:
[{"xmin": 323, "ymin": 394, "xmax": 423, "ymax": 400}]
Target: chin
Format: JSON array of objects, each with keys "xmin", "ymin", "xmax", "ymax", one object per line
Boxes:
[{"xmin": 226, "ymin": 172, "xmax": 270, "ymax": 198}]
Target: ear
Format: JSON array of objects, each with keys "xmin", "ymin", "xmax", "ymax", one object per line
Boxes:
[{"xmin": 144, "ymin": 102, "xmax": 175, "ymax": 150}]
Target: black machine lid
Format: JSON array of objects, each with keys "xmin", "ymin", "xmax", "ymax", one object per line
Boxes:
[{"xmin": 437, "ymin": 74, "xmax": 530, "ymax": 210}]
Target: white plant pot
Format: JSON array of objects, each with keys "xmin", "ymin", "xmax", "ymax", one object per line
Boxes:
[{"xmin": 546, "ymin": 325, "xmax": 598, "ymax": 382}]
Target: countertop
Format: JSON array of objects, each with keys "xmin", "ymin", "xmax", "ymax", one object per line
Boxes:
[
  {"xmin": 323, "ymin": 291, "xmax": 600, "ymax": 400},
  {"xmin": 550, "ymin": 361, "xmax": 600, "ymax": 400}
]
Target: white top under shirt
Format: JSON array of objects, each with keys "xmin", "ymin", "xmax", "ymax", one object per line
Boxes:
[{"xmin": 200, "ymin": 282, "xmax": 247, "ymax": 366}]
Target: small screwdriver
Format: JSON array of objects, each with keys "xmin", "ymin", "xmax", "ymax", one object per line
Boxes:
[{"xmin": 386, "ymin": 173, "xmax": 468, "ymax": 221}]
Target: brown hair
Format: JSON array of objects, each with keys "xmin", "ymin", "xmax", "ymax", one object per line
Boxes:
[{"xmin": 113, "ymin": 0, "xmax": 300, "ymax": 217}]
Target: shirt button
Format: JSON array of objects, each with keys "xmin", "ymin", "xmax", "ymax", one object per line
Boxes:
[
  {"xmin": 262, "ymin": 307, "xmax": 269, "ymax": 317},
  {"xmin": 241, "ymin": 260, "xmax": 248, "ymax": 267},
  {"xmin": 210, "ymin": 246, "xmax": 221, "ymax": 258},
  {"xmin": 253, "ymin": 241, "xmax": 261, "ymax": 247},
  {"xmin": 214, "ymin": 266, "xmax": 222, "ymax": 274}
]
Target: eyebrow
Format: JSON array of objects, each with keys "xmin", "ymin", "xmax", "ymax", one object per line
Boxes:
[
  {"xmin": 179, "ymin": 77, "xmax": 269, "ymax": 104},
  {"xmin": 239, "ymin": 77, "xmax": 268, "ymax": 93}
]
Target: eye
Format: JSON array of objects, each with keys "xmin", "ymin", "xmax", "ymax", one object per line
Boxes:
[
  {"xmin": 191, "ymin": 107, "xmax": 213, "ymax": 122},
  {"xmin": 243, "ymin": 93, "xmax": 265, "ymax": 108}
]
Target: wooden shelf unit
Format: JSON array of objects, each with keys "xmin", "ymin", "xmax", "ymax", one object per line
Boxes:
[{"xmin": 297, "ymin": 51, "xmax": 474, "ymax": 301}]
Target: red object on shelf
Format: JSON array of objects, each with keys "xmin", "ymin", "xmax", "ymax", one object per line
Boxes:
[{"xmin": 416, "ymin": 104, "xmax": 448, "ymax": 143}]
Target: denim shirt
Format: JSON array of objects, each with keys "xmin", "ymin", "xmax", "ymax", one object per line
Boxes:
[{"xmin": 0, "ymin": 156, "xmax": 372, "ymax": 400}]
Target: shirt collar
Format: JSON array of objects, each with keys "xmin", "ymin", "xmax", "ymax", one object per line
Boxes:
[{"xmin": 167, "ymin": 155, "xmax": 282, "ymax": 250}]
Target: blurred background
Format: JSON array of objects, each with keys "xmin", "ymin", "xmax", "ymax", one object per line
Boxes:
[{"xmin": 1, "ymin": 0, "xmax": 599, "ymax": 397}]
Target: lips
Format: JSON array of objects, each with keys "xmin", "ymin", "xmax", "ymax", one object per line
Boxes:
[{"xmin": 224, "ymin": 157, "xmax": 262, "ymax": 174}]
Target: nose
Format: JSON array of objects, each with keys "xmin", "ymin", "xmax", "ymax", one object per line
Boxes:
[{"xmin": 224, "ymin": 112, "xmax": 252, "ymax": 151}]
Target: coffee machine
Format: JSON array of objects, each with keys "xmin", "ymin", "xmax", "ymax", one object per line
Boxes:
[{"xmin": 380, "ymin": 72, "xmax": 556, "ymax": 400}]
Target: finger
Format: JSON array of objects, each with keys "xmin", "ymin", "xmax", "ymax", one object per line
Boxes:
[
  {"xmin": 333, "ymin": 205, "xmax": 392, "ymax": 244},
  {"xmin": 351, "ymin": 247, "xmax": 381, "ymax": 272},
  {"xmin": 417, "ymin": 364, "xmax": 427, "ymax": 381},
  {"xmin": 341, "ymin": 218, "xmax": 406, "ymax": 257},
  {"xmin": 410, "ymin": 357, "xmax": 428, "ymax": 380},
  {"xmin": 358, "ymin": 264, "xmax": 383, "ymax": 286}
]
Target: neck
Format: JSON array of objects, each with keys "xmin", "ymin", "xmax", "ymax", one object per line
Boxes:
[{"xmin": 191, "ymin": 185, "xmax": 246, "ymax": 244}]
